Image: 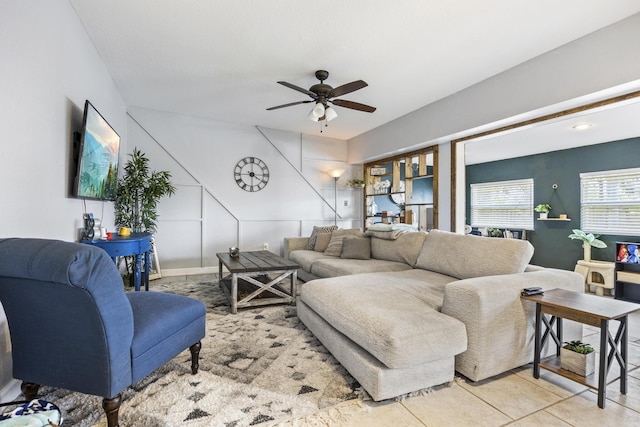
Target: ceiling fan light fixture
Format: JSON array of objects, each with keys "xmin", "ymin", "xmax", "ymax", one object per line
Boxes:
[
  {"xmin": 312, "ymin": 102, "xmax": 325, "ymax": 118},
  {"xmin": 308, "ymin": 109, "xmax": 320, "ymax": 122},
  {"xmin": 324, "ymin": 106, "xmax": 337, "ymax": 122}
]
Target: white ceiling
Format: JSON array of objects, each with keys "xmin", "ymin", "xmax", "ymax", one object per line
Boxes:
[{"xmin": 69, "ymin": 0, "xmax": 640, "ymax": 151}]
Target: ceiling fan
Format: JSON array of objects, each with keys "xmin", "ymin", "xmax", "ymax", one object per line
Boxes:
[{"xmin": 266, "ymin": 70, "xmax": 376, "ymax": 122}]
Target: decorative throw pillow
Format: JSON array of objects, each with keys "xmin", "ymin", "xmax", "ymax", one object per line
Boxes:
[
  {"xmin": 324, "ymin": 228, "xmax": 362, "ymax": 257},
  {"xmin": 313, "ymin": 233, "xmax": 332, "ymax": 252},
  {"xmin": 308, "ymin": 225, "xmax": 338, "ymax": 250},
  {"xmin": 341, "ymin": 236, "xmax": 371, "ymax": 260}
]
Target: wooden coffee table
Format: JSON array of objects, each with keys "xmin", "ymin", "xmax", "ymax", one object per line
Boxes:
[
  {"xmin": 521, "ymin": 288, "xmax": 640, "ymax": 408},
  {"xmin": 216, "ymin": 250, "xmax": 298, "ymax": 314}
]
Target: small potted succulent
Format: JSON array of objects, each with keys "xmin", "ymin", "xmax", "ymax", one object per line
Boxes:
[
  {"xmin": 534, "ymin": 203, "xmax": 551, "ymax": 219},
  {"xmin": 561, "ymin": 340, "xmax": 595, "ymax": 376}
]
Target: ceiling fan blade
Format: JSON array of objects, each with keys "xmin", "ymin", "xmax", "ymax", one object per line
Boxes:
[
  {"xmin": 330, "ymin": 80, "xmax": 368, "ymax": 98},
  {"xmin": 277, "ymin": 81, "xmax": 317, "ymax": 98},
  {"xmin": 266, "ymin": 100, "xmax": 313, "ymax": 111},
  {"xmin": 331, "ymin": 99, "xmax": 376, "ymax": 113}
]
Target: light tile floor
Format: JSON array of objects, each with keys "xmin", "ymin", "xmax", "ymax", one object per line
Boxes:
[{"xmin": 338, "ymin": 308, "xmax": 640, "ymax": 426}]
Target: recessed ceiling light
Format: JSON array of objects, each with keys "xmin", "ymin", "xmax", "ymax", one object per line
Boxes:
[{"xmin": 572, "ymin": 122, "xmax": 592, "ymax": 130}]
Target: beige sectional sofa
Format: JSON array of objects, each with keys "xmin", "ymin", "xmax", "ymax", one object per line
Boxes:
[{"xmin": 284, "ymin": 229, "xmax": 584, "ymax": 401}]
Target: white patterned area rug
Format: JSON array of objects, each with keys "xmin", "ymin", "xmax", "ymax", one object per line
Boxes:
[{"xmin": 33, "ymin": 276, "xmax": 362, "ymax": 426}]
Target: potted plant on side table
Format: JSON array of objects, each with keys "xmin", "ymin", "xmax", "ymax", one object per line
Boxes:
[
  {"xmin": 114, "ymin": 147, "xmax": 176, "ymax": 285},
  {"xmin": 561, "ymin": 340, "xmax": 595, "ymax": 376}
]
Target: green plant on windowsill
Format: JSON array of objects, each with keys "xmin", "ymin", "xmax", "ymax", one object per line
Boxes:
[
  {"xmin": 563, "ymin": 340, "xmax": 595, "ymax": 354},
  {"xmin": 486, "ymin": 227, "xmax": 503, "ymax": 237}
]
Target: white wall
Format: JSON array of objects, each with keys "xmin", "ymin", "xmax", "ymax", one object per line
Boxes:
[
  {"xmin": 0, "ymin": 0, "xmax": 127, "ymax": 401},
  {"xmin": 126, "ymin": 107, "xmax": 361, "ymax": 271},
  {"xmin": 0, "ymin": 1, "xmax": 127, "ymax": 239}
]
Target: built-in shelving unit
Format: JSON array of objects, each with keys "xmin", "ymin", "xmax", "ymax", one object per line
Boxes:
[{"xmin": 363, "ymin": 146, "xmax": 438, "ymax": 231}]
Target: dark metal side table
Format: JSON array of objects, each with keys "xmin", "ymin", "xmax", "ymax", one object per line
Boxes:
[{"xmin": 521, "ymin": 288, "xmax": 640, "ymax": 408}]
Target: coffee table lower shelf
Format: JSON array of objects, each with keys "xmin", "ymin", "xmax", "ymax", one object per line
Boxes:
[
  {"xmin": 218, "ymin": 273, "xmax": 295, "ymax": 313},
  {"xmin": 539, "ymin": 356, "xmax": 620, "ymax": 391}
]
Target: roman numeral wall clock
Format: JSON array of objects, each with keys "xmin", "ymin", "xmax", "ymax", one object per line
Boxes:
[{"xmin": 234, "ymin": 157, "xmax": 269, "ymax": 192}]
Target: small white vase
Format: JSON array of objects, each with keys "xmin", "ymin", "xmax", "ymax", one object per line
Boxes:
[{"xmin": 539, "ymin": 213, "xmax": 548, "ymax": 219}]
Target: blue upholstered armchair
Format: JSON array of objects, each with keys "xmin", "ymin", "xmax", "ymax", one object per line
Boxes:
[{"xmin": 0, "ymin": 238, "xmax": 206, "ymax": 427}]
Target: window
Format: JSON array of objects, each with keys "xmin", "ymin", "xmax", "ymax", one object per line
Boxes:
[
  {"xmin": 470, "ymin": 179, "xmax": 534, "ymax": 230},
  {"xmin": 580, "ymin": 168, "xmax": 640, "ymax": 236}
]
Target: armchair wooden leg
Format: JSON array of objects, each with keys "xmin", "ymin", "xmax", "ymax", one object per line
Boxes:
[
  {"xmin": 21, "ymin": 382, "xmax": 39, "ymax": 400},
  {"xmin": 103, "ymin": 394, "xmax": 121, "ymax": 427},
  {"xmin": 190, "ymin": 341, "xmax": 202, "ymax": 374}
]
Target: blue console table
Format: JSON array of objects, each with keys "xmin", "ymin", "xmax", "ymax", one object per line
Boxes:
[{"xmin": 83, "ymin": 232, "xmax": 152, "ymax": 291}]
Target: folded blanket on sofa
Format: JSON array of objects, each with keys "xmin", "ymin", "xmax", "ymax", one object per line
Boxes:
[{"xmin": 364, "ymin": 229, "xmax": 408, "ymax": 240}]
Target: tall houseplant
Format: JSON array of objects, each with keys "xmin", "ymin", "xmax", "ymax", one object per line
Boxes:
[{"xmin": 115, "ymin": 148, "xmax": 176, "ymax": 233}]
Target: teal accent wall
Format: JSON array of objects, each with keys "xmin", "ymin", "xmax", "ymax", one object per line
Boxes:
[{"xmin": 466, "ymin": 137, "xmax": 640, "ymax": 270}]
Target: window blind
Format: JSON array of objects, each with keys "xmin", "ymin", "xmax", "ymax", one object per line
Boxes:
[
  {"xmin": 581, "ymin": 168, "xmax": 640, "ymax": 236},
  {"xmin": 470, "ymin": 178, "xmax": 534, "ymax": 230}
]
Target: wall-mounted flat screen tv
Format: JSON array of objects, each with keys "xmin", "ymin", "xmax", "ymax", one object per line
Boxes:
[{"xmin": 73, "ymin": 100, "xmax": 120, "ymax": 200}]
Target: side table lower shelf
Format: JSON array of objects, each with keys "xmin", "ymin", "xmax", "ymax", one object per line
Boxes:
[{"xmin": 539, "ymin": 357, "xmax": 620, "ymax": 391}]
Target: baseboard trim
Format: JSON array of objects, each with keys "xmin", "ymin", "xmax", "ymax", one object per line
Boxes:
[
  {"xmin": 0, "ymin": 378, "xmax": 21, "ymax": 403},
  {"xmin": 160, "ymin": 266, "xmax": 220, "ymax": 277}
]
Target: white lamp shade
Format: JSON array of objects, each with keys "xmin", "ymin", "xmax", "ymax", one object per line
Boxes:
[
  {"xmin": 324, "ymin": 106, "xmax": 337, "ymax": 122},
  {"xmin": 329, "ymin": 169, "xmax": 345, "ymax": 178},
  {"xmin": 312, "ymin": 102, "xmax": 325, "ymax": 118},
  {"xmin": 308, "ymin": 110, "xmax": 319, "ymax": 122}
]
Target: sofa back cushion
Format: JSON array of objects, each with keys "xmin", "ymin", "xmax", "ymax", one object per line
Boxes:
[
  {"xmin": 370, "ymin": 231, "xmax": 427, "ymax": 266},
  {"xmin": 324, "ymin": 228, "xmax": 362, "ymax": 256},
  {"xmin": 313, "ymin": 233, "xmax": 333, "ymax": 252},
  {"xmin": 414, "ymin": 229, "xmax": 534, "ymax": 279},
  {"xmin": 341, "ymin": 236, "xmax": 371, "ymax": 260}
]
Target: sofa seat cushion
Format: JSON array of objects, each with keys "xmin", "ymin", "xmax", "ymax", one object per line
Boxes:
[
  {"xmin": 310, "ymin": 258, "xmax": 412, "ymax": 278},
  {"xmin": 415, "ymin": 229, "xmax": 534, "ymax": 279},
  {"xmin": 127, "ymin": 292, "xmax": 206, "ymax": 382},
  {"xmin": 288, "ymin": 250, "xmax": 336, "ymax": 272},
  {"xmin": 300, "ymin": 272, "xmax": 467, "ymax": 369}
]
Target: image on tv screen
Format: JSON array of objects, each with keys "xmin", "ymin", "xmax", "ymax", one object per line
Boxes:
[{"xmin": 75, "ymin": 101, "xmax": 120, "ymax": 200}]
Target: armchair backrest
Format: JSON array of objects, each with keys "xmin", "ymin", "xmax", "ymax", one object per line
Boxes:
[{"xmin": 0, "ymin": 238, "xmax": 134, "ymax": 397}]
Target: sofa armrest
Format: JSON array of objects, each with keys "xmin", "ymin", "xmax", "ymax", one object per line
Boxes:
[
  {"xmin": 283, "ymin": 237, "xmax": 310, "ymax": 259},
  {"xmin": 441, "ymin": 269, "xmax": 583, "ymax": 381}
]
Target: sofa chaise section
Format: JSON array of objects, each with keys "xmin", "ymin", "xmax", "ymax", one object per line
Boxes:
[{"xmin": 298, "ymin": 270, "xmax": 466, "ymax": 400}]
